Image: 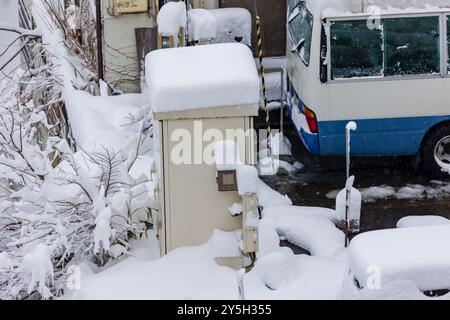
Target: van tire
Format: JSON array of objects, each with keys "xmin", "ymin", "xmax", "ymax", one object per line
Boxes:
[{"xmin": 422, "ymin": 126, "xmax": 450, "ymax": 177}]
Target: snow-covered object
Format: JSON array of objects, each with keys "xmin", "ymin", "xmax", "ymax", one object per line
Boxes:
[
  {"xmin": 146, "ymin": 43, "xmax": 260, "ymax": 113},
  {"xmin": 188, "ymin": 9, "xmax": 217, "ymax": 42},
  {"xmin": 22, "ymin": 244, "xmax": 54, "ymax": 299},
  {"xmin": 229, "ymin": 203, "xmax": 243, "ymax": 216},
  {"xmin": 397, "ymin": 215, "xmax": 450, "ymax": 228},
  {"xmin": 208, "ymin": 229, "xmax": 242, "ymax": 258},
  {"xmin": 336, "ymin": 187, "xmax": 362, "ymax": 225},
  {"xmin": 263, "ymin": 205, "xmax": 344, "ymax": 258},
  {"xmin": 349, "ymin": 224, "xmax": 450, "ymax": 291},
  {"xmin": 94, "ymin": 207, "xmax": 112, "ymax": 253},
  {"xmin": 210, "ymin": 8, "xmax": 252, "ymax": 46},
  {"xmin": 245, "ymin": 252, "xmax": 348, "ymax": 299},
  {"xmin": 157, "ymin": 1, "xmax": 187, "ymax": 47},
  {"xmin": 236, "ymin": 165, "xmax": 258, "ymax": 196},
  {"xmin": 215, "ymin": 140, "xmax": 240, "ymax": 171}
]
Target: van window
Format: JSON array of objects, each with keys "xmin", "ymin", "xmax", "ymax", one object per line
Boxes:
[
  {"xmin": 331, "ymin": 20, "xmax": 383, "ymax": 79},
  {"xmin": 447, "ymin": 16, "xmax": 450, "ymax": 71},
  {"xmin": 385, "ymin": 16, "xmax": 440, "ymax": 76},
  {"xmin": 330, "ymin": 16, "xmax": 441, "ymax": 79},
  {"xmin": 288, "ymin": 1, "xmax": 313, "ymax": 65}
]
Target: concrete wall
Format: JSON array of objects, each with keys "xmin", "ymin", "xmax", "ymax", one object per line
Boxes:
[{"xmin": 102, "ymin": 1, "xmax": 157, "ymax": 93}]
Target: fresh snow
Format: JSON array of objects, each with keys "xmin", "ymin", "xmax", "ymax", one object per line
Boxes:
[
  {"xmin": 397, "ymin": 215, "xmax": 450, "ymax": 228},
  {"xmin": 67, "ymin": 231, "xmax": 239, "ymax": 300},
  {"xmin": 146, "ymin": 43, "xmax": 260, "ymax": 113},
  {"xmin": 210, "ymin": 8, "xmax": 252, "ymax": 47},
  {"xmin": 188, "ymin": 9, "xmax": 217, "ymax": 42},
  {"xmin": 263, "ymin": 205, "xmax": 344, "ymax": 258},
  {"xmin": 349, "ymin": 224, "xmax": 450, "ymax": 291},
  {"xmin": 327, "ymin": 181, "xmax": 450, "ymax": 202}
]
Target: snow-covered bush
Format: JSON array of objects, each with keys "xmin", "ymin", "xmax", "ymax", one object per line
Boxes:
[{"xmin": 0, "ymin": 0, "xmax": 154, "ymax": 299}]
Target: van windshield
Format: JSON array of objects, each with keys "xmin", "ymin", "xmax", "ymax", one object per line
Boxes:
[{"xmin": 288, "ymin": 0, "xmax": 313, "ymax": 66}]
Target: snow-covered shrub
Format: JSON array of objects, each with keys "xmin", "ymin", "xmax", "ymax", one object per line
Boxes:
[{"xmin": 0, "ymin": 0, "xmax": 154, "ymax": 299}]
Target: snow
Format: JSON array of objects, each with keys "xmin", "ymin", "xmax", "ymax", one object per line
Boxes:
[
  {"xmin": 349, "ymin": 224, "xmax": 450, "ymax": 291},
  {"xmin": 21, "ymin": 243, "xmax": 53, "ymax": 299},
  {"xmin": 215, "ymin": 140, "xmax": 240, "ymax": 171},
  {"xmin": 335, "ymin": 187, "xmax": 362, "ymax": 222},
  {"xmin": 397, "ymin": 215, "xmax": 450, "ymax": 228},
  {"xmin": 210, "ymin": 8, "xmax": 252, "ymax": 47},
  {"xmin": 327, "ymin": 181, "xmax": 450, "ymax": 202},
  {"xmin": 236, "ymin": 165, "xmax": 258, "ymax": 196},
  {"xmin": 65, "ymin": 91, "xmax": 148, "ymax": 150},
  {"xmin": 244, "ymin": 253, "xmax": 348, "ymax": 299},
  {"xmin": 146, "ymin": 43, "xmax": 260, "ymax": 113},
  {"xmin": 228, "ymin": 202, "xmax": 243, "ymax": 216},
  {"xmin": 188, "ymin": 9, "xmax": 217, "ymax": 42},
  {"xmin": 262, "ymin": 205, "xmax": 343, "ymax": 258},
  {"xmin": 207, "ymin": 229, "xmax": 242, "ymax": 258},
  {"xmin": 157, "ymin": 1, "xmax": 187, "ymax": 47},
  {"xmin": 67, "ymin": 231, "xmax": 239, "ymax": 300}
]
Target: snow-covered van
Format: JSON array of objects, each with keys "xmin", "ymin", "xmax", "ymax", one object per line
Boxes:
[{"xmin": 286, "ymin": 0, "xmax": 450, "ymax": 175}]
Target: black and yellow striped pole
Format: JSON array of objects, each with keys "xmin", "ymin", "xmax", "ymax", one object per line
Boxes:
[{"xmin": 253, "ymin": 0, "xmax": 273, "ymax": 162}]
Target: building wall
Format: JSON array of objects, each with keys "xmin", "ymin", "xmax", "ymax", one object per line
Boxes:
[{"xmin": 102, "ymin": 1, "xmax": 157, "ymax": 93}]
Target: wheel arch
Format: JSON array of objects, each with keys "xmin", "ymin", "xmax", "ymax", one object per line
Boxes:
[{"xmin": 417, "ymin": 120, "xmax": 450, "ymax": 166}]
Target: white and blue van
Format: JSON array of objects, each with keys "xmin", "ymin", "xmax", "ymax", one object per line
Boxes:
[{"xmin": 286, "ymin": 0, "xmax": 450, "ymax": 175}]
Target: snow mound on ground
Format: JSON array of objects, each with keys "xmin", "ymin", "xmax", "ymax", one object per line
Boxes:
[
  {"xmin": 397, "ymin": 215, "xmax": 450, "ymax": 228},
  {"xmin": 349, "ymin": 224, "xmax": 450, "ymax": 291},
  {"xmin": 262, "ymin": 206, "xmax": 344, "ymax": 258},
  {"xmin": 67, "ymin": 232, "xmax": 239, "ymax": 300},
  {"xmin": 245, "ymin": 252, "xmax": 348, "ymax": 300}
]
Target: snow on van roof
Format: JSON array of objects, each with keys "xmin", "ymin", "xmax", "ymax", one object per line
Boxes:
[
  {"xmin": 304, "ymin": 0, "xmax": 450, "ymax": 18},
  {"xmin": 145, "ymin": 43, "xmax": 260, "ymax": 114}
]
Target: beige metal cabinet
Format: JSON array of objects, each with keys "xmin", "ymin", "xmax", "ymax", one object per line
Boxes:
[{"xmin": 154, "ymin": 107, "xmax": 257, "ymax": 255}]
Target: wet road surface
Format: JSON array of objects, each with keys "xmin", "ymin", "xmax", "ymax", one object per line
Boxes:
[{"xmin": 259, "ymin": 113, "xmax": 450, "ymax": 232}]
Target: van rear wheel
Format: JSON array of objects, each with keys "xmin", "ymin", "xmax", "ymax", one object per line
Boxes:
[{"xmin": 422, "ymin": 126, "xmax": 450, "ymax": 177}]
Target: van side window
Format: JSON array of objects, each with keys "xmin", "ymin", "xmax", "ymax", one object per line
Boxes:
[
  {"xmin": 385, "ymin": 17, "xmax": 440, "ymax": 76},
  {"xmin": 288, "ymin": 1, "xmax": 313, "ymax": 65},
  {"xmin": 330, "ymin": 20, "xmax": 383, "ymax": 79},
  {"xmin": 447, "ymin": 16, "xmax": 450, "ymax": 71},
  {"xmin": 330, "ymin": 16, "xmax": 441, "ymax": 80}
]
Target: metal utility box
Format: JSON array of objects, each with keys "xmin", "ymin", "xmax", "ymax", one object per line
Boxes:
[
  {"xmin": 113, "ymin": 0, "xmax": 148, "ymax": 13},
  {"xmin": 146, "ymin": 44, "xmax": 261, "ymax": 255},
  {"xmin": 154, "ymin": 113, "xmax": 257, "ymax": 254}
]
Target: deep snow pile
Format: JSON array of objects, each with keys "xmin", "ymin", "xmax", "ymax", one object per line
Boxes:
[
  {"xmin": 146, "ymin": 43, "xmax": 260, "ymax": 113},
  {"xmin": 66, "ymin": 231, "xmax": 240, "ymax": 300},
  {"xmin": 349, "ymin": 225, "xmax": 450, "ymax": 291}
]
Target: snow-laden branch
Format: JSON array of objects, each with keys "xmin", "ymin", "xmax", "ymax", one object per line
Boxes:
[{"xmin": 0, "ymin": 23, "xmax": 42, "ymax": 38}]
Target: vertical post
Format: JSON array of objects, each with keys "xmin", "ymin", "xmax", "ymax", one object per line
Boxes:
[
  {"xmin": 280, "ymin": 67, "xmax": 285, "ymax": 135},
  {"xmin": 95, "ymin": 0, "xmax": 104, "ymax": 81}
]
